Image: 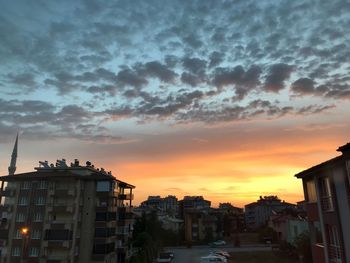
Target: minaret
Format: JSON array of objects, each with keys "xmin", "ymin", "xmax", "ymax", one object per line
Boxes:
[{"xmin": 8, "ymin": 133, "xmax": 18, "ymax": 175}]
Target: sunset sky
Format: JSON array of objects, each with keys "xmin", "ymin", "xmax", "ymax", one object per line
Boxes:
[{"xmin": 1, "ymin": 0, "xmax": 350, "ymax": 207}]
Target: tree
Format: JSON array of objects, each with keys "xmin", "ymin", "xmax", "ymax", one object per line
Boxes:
[{"xmin": 294, "ymin": 232, "xmax": 312, "ymax": 262}]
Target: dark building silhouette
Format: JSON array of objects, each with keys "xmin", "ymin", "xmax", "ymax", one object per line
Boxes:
[
  {"xmin": 296, "ymin": 142, "xmax": 350, "ymax": 263},
  {"xmin": 245, "ymin": 196, "xmax": 296, "ymax": 230}
]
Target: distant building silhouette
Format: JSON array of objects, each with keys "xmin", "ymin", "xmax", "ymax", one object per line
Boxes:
[
  {"xmin": 218, "ymin": 203, "xmax": 245, "ymax": 237},
  {"xmin": 179, "ymin": 196, "xmax": 211, "ymax": 218},
  {"xmin": 0, "ymin": 159, "xmax": 135, "ymax": 263},
  {"xmin": 140, "ymin": 195, "xmax": 178, "ymax": 215},
  {"xmin": 245, "ymin": 196, "xmax": 296, "ymax": 230},
  {"xmin": 296, "ymin": 142, "xmax": 350, "ymax": 263}
]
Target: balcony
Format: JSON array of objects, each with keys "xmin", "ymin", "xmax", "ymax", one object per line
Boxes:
[
  {"xmin": 0, "ymin": 205, "xmax": 12, "ymax": 213},
  {"xmin": 321, "ymin": 196, "xmax": 334, "ymax": 212},
  {"xmin": 43, "ymin": 240, "xmax": 71, "ymax": 248},
  {"xmin": 118, "ymin": 212, "xmax": 133, "ymax": 221},
  {"xmin": 118, "ymin": 194, "xmax": 134, "ymax": 200},
  {"xmin": 0, "ymin": 189, "xmax": 15, "ymax": 197},
  {"xmin": 48, "ymin": 188, "xmax": 76, "ymax": 197},
  {"xmin": 47, "ymin": 204, "xmax": 75, "ymax": 213},
  {"xmin": 117, "ymin": 226, "xmax": 130, "ymax": 235},
  {"xmin": 118, "ymin": 206, "xmax": 133, "ymax": 213},
  {"xmin": 329, "ymin": 245, "xmax": 343, "ymax": 263}
]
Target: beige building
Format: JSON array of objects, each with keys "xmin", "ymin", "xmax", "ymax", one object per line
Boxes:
[{"xmin": 0, "ymin": 159, "xmax": 134, "ymax": 263}]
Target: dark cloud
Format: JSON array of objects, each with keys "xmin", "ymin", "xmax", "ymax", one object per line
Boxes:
[
  {"xmin": 182, "ymin": 57, "xmax": 207, "ymax": 74},
  {"xmin": 212, "ymin": 65, "xmax": 261, "ymax": 99},
  {"xmin": 181, "ymin": 72, "xmax": 206, "ymax": 87},
  {"xmin": 290, "ymin": 78, "xmax": 317, "ymax": 95},
  {"xmin": 263, "ymin": 63, "xmax": 294, "ymax": 92},
  {"xmin": 296, "ymin": 104, "xmax": 336, "ymax": 115},
  {"xmin": 209, "ymin": 51, "xmax": 224, "ymax": 68},
  {"xmin": 116, "ymin": 68, "xmax": 148, "ymax": 88},
  {"xmin": 135, "ymin": 61, "xmax": 177, "ymax": 83},
  {"xmin": 6, "ymin": 73, "xmax": 37, "ymax": 89}
]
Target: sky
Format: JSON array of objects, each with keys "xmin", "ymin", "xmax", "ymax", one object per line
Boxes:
[{"xmin": 1, "ymin": 0, "xmax": 350, "ymax": 207}]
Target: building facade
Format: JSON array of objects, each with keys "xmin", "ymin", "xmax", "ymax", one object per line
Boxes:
[
  {"xmin": 295, "ymin": 143, "xmax": 350, "ymax": 263},
  {"xmin": 140, "ymin": 195, "xmax": 178, "ymax": 216},
  {"xmin": 218, "ymin": 203, "xmax": 245, "ymax": 237},
  {"xmin": 245, "ymin": 196, "xmax": 296, "ymax": 230},
  {"xmin": 0, "ymin": 159, "xmax": 134, "ymax": 263}
]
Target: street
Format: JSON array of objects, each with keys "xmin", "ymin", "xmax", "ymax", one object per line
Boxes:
[{"xmin": 166, "ymin": 245, "xmax": 272, "ymax": 263}]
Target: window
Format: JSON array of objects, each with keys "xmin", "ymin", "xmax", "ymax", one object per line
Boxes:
[
  {"xmin": 14, "ymin": 229, "xmax": 22, "ymax": 239},
  {"xmin": 306, "ymin": 180, "xmax": 317, "ymax": 203},
  {"xmin": 96, "ymin": 181, "xmax": 111, "ymax": 192},
  {"xmin": 12, "ymin": 247, "xmax": 20, "ymax": 256},
  {"xmin": 319, "ymin": 177, "xmax": 333, "ymax": 211},
  {"xmin": 29, "ymin": 247, "xmax": 39, "ymax": 257},
  {"xmin": 31, "ymin": 229, "xmax": 41, "ymax": 240},
  {"xmin": 16, "ymin": 213, "xmax": 25, "ymax": 222},
  {"xmin": 293, "ymin": 226, "xmax": 298, "ymax": 237},
  {"xmin": 18, "ymin": 197, "xmax": 28, "ymax": 206},
  {"xmin": 21, "ymin": 181, "xmax": 31, "ymax": 189},
  {"xmin": 33, "ymin": 213, "xmax": 43, "ymax": 222},
  {"xmin": 36, "ymin": 196, "xmax": 46, "ymax": 205},
  {"xmin": 38, "ymin": 180, "xmax": 47, "ymax": 189}
]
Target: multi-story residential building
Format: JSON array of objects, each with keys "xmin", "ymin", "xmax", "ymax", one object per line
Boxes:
[
  {"xmin": 218, "ymin": 203, "xmax": 245, "ymax": 236},
  {"xmin": 179, "ymin": 196, "xmax": 211, "ymax": 219},
  {"xmin": 245, "ymin": 196, "xmax": 296, "ymax": 230},
  {"xmin": 183, "ymin": 208, "xmax": 219, "ymax": 243},
  {"xmin": 0, "ymin": 159, "xmax": 135, "ymax": 263},
  {"xmin": 295, "ymin": 142, "xmax": 350, "ymax": 263},
  {"xmin": 140, "ymin": 195, "xmax": 178, "ymax": 215}
]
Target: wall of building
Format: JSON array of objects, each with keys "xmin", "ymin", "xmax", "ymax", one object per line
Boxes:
[{"xmin": 332, "ymin": 165, "xmax": 350, "ymax": 262}]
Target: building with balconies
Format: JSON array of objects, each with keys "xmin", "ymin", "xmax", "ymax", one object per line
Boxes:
[
  {"xmin": 295, "ymin": 142, "xmax": 350, "ymax": 263},
  {"xmin": 0, "ymin": 159, "xmax": 135, "ymax": 263}
]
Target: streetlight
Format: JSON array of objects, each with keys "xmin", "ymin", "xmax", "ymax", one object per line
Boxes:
[
  {"xmin": 20, "ymin": 227, "xmax": 29, "ymax": 236},
  {"xmin": 20, "ymin": 227, "xmax": 30, "ymax": 262}
]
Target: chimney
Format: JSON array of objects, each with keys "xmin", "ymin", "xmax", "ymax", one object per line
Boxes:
[{"xmin": 337, "ymin": 142, "xmax": 350, "ymax": 157}]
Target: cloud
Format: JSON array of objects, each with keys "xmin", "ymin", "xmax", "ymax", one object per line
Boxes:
[
  {"xmin": 0, "ymin": 0, "xmax": 349, "ymax": 136},
  {"xmin": 212, "ymin": 65, "xmax": 261, "ymax": 99},
  {"xmin": 263, "ymin": 63, "xmax": 294, "ymax": 92},
  {"xmin": 135, "ymin": 61, "xmax": 177, "ymax": 83}
]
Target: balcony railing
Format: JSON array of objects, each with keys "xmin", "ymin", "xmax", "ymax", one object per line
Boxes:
[
  {"xmin": 0, "ymin": 189, "xmax": 16, "ymax": 197},
  {"xmin": 329, "ymin": 245, "xmax": 342, "ymax": 263},
  {"xmin": 118, "ymin": 193, "xmax": 134, "ymax": 200},
  {"xmin": 321, "ymin": 196, "xmax": 334, "ymax": 212}
]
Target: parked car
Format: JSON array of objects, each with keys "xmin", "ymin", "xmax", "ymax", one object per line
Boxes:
[
  {"xmin": 209, "ymin": 240, "xmax": 226, "ymax": 247},
  {"xmin": 210, "ymin": 250, "xmax": 231, "ymax": 259},
  {"xmin": 200, "ymin": 255, "xmax": 227, "ymax": 262},
  {"xmin": 156, "ymin": 252, "xmax": 174, "ymax": 262}
]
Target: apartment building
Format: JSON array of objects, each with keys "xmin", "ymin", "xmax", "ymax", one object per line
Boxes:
[
  {"xmin": 140, "ymin": 195, "xmax": 178, "ymax": 215},
  {"xmin": 0, "ymin": 159, "xmax": 134, "ymax": 263},
  {"xmin": 245, "ymin": 196, "xmax": 296, "ymax": 230},
  {"xmin": 295, "ymin": 143, "xmax": 350, "ymax": 263},
  {"xmin": 183, "ymin": 208, "xmax": 219, "ymax": 243}
]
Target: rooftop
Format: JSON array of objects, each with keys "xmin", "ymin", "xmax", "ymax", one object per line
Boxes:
[{"xmin": 0, "ymin": 158, "xmax": 135, "ymax": 188}]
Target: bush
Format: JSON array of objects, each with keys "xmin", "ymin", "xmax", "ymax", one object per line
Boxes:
[{"xmin": 294, "ymin": 232, "xmax": 312, "ymax": 261}]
